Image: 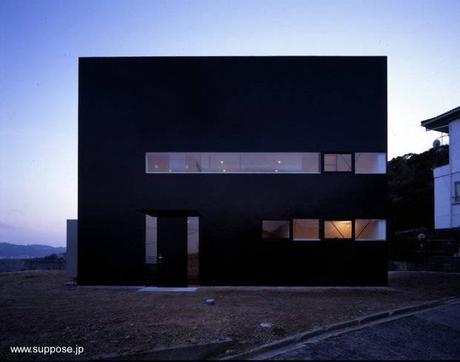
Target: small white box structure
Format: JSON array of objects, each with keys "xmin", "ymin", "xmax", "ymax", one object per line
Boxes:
[
  {"xmin": 434, "ymin": 165, "xmax": 452, "ymax": 229},
  {"xmin": 421, "ymin": 107, "xmax": 460, "ymax": 229},
  {"xmin": 66, "ymin": 219, "xmax": 78, "ymax": 278}
]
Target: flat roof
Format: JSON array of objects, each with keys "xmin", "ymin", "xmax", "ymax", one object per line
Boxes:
[{"xmin": 421, "ymin": 106, "xmax": 460, "ymax": 133}]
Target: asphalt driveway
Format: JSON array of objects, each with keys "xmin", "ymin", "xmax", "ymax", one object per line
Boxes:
[{"xmin": 273, "ymin": 302, "xmax": 460, "ymax": 360}]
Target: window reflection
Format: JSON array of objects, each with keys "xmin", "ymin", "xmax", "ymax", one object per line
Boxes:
[
  {"xmin": 146, "ymin": 153, "xmax": 320, "ymax": 174},
  {"xmin": 355, "ymin": 153, "xmax": 386, "ymax": 174},
  {"xmin": 262, "ymin": 220, "xmax": 290, "ymax": 239},
  {"xmin": 355, "ymin": 219, "xmax": 386, "ymax": 240}
]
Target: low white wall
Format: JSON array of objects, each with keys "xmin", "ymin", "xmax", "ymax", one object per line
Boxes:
[
  {"xmin": 66, "ymin": 219, "xmax": 78, "ymax": 278},
  {"xmin": 448, "ymin": 118, "xmax": 460, "ymax": 228},
  {"xmin": 433, "ymin": 117, "xmax": 460, "ymax": 229},
  {"xmin": 451, "ymin": 171, "xmax": 460, "ymax": 228},
  {"xmin": 434, "ymin": 165, "xmax": 451, "ymax": 229}
]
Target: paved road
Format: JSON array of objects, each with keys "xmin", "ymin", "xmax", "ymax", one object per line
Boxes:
[{"xmin": 273, "ymin": 302, "xmax": 460, "ymax": 360}]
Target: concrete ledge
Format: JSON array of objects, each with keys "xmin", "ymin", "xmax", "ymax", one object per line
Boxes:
[
  {"xmin": 221, "ymin": 296, "xmax": 460, "ymax": 360},
  {"xmin": 203, "ymin": 286, "xmax": 394, "ymax": 293},
  {"xmin": 357, "ymin": 311, "xmax": 392, "ymax": 324},
  {"xmin": 76, "ymin": 285, "xmax": 143, "ymax": 290},
  {"xmin": 97, "ymin": 338, "xmax": 234, "ymax": 360},
  {"xmin": 322, "ymin": 319, "xmax": 360, "ymax": 332},
  {"xmin": 138, "ymin": 287, "xmax": 198, "ymax": 293}
]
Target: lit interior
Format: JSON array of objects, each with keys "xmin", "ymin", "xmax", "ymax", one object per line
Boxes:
[
  {"xmin": 293, "ymin": 219, "xmax": 320, "ymax": 240},
  {"xmin": 324, "ymin": 220, "xmax": 352, "ymax": 239},
  {"xmin": 146, "ymin": 152, "xmax": 321, "ymax": 174}
]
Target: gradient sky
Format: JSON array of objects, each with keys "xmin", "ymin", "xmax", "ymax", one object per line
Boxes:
[{"xmin": 1, "ymin": 0, "xmax": 459, "ymax": 246}]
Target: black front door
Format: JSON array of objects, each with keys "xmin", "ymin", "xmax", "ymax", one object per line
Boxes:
[{"xmin": 157, "ymin": 216, "xmax": 188, "ymax": 287}]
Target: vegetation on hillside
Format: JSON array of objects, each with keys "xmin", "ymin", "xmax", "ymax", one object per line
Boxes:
[{"xmin": 388, "ymin": 145, "xmax": 448, "ymax": 234}]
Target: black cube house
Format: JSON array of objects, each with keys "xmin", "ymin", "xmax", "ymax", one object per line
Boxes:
[{"xmin": 78, "ymin": 56, "xmax": 388, "ymax": 286}]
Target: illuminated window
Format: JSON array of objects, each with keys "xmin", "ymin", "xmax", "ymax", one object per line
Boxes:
[
  {"xmin": 324, "ymin": 220, "xmax": 352, "ymax": 239},
  {"xmin": 262, "ymin": 220, "xmax": 290, "ymax": 239},
  {"xmin": 293, "ymin": 219, "xmax": 320, "ymax": 240},
  {"xmin": 355, "ymin": 153, "xmax": 386, "ymax": 174},
  {"xmin": 323, "ymin": 154, "xmax": 352, "ymax": 172},
  {"xmin": 355, "ymin": 219, "xmax": 386, "ymax": 240},
  {"xmin": 146, "ymin": 153, "xmax": 320, "ymax": 174}
]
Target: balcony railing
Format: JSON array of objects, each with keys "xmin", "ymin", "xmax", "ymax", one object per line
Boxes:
[{"xmin": 434, "ymin": 146, "xmax": 449, "ymax": 168}]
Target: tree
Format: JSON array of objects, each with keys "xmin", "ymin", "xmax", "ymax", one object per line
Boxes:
[{"xmin": 388, "ymin": 145, "xmax": 448, "ymax": 235}]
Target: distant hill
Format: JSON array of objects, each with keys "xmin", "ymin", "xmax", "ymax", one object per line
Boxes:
[{"xmin": 0, "ymin": 243, "xmax": 65, "ymax": 259}]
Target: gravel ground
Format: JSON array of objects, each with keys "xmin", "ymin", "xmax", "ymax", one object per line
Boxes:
[{"xmin": 1, "ymin": 271, "xmax": 459, "ymax": 360}]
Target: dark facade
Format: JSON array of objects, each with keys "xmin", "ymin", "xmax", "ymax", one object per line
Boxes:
[{"xmin": 78, "ymin": 56, "xmax": 388, "ymax": 286}]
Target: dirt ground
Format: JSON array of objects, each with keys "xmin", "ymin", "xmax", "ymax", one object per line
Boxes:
[{"xmin": 1, "ymin": 271, "xmax": 460, "ymax": 360}]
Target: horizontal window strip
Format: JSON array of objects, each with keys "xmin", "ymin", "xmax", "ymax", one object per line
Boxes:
[{"xmin": 146, "ymin": 152, "xmax": 321, "ymax": 174}]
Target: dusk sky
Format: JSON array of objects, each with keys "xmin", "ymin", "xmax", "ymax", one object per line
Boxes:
[{"xmin": 1, "ymin": 0, "xmax": 459, "ymax": 246}]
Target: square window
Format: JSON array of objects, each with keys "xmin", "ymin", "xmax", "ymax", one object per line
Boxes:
[
  {"xmin": 355, "ymin": 153, "xmax": 386, "ymax": 174},
  {"xmin": 146, "ymin": 154, "xmax": 170, "ymax": 173},
  {"xmin": 324, "ymin": 154, "xmax": 352, "ymax": 172},
  {"xmin": 262, "ymin": 220, "xmax": 290, "ymax": 239},
  {"xmin": 355, "ymin": 219, "xmax": 386, "ymax": 240},
  {"xmin": 293, "ymin": 219, "xmax": 320, "ymax": 240},
  {"xmin": 324, "ymin": 220, "xmax": 352, "ymax": 239}
]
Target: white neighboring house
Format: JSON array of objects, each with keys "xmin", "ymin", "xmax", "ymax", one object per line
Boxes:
[
  {"xmin": 66, "ymin": 219, "xmax": 78, "ymax": 279},
  {"xmin": 421, "ymin": 107, "xmax": 460, "ymax": 230}
]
